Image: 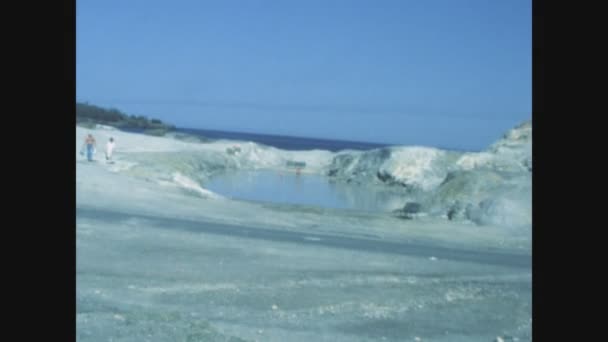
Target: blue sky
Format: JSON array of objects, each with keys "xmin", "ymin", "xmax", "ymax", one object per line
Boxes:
[{"xmin": 77, "ymin": 0, "xmax": 531, "ymax": 151}]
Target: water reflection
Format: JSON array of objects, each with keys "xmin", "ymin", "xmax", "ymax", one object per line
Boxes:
[{"xmin": 205, "ymin": 169, "xmax": 408, "ymax": 212}]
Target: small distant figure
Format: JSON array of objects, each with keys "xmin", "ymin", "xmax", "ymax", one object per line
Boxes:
[
  {"xmin": 81, "ymin": 134, "xmax": 96, "ymax": 161},
  {"xmin": 296, "ymin": 168, "xmax": 301, "ymax": 176},
  {"xmin": 105, "ymin": 137, "xmax": 115, "ymax": 163}
]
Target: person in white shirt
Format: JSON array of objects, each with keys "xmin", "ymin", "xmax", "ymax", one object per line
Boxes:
[{"xmin": 105, "ymin": 137, "xmax": 115, "ymax": 163}]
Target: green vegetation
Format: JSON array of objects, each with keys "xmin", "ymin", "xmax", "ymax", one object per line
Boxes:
[{"xmin": 76, "ymin": 102, "xmax": 175, "ymax": 136}]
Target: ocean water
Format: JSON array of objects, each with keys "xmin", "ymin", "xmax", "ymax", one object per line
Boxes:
[
  {"xmin": 176, "ymin": 128, "xmax": 391, "ymax": 152},
  {"xmin": 119, "ymin": 126, "xmax": 473, "ymax": 152}
]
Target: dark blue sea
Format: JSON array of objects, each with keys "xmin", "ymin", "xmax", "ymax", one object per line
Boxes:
[
  {"xmin": 175, "ymin": 127, "xmax": 391, "ymax": 152},
  {"xmin": 120, "ymin": 127, "xmax": 471, "ymax": 152}
]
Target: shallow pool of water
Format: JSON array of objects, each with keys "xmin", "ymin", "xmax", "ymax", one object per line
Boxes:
[{"xmin": 205, "ymin": 169, "xmax": 409, "ymax": 212}]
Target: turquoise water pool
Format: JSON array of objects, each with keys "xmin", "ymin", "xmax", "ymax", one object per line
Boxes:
[{"xmin": 205, "ymin": 169, "xmax": 408, "ymax": 212}]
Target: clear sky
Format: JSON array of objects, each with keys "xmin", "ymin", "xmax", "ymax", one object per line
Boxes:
[{"xmin": 77, "ymin": 0, "xmax": 531, "ymax": 151}]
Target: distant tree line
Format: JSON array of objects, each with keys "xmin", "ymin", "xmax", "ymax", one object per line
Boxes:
[{"xmin": 76, "ymin": 102, "xmax": 175, "ymax": 136}]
